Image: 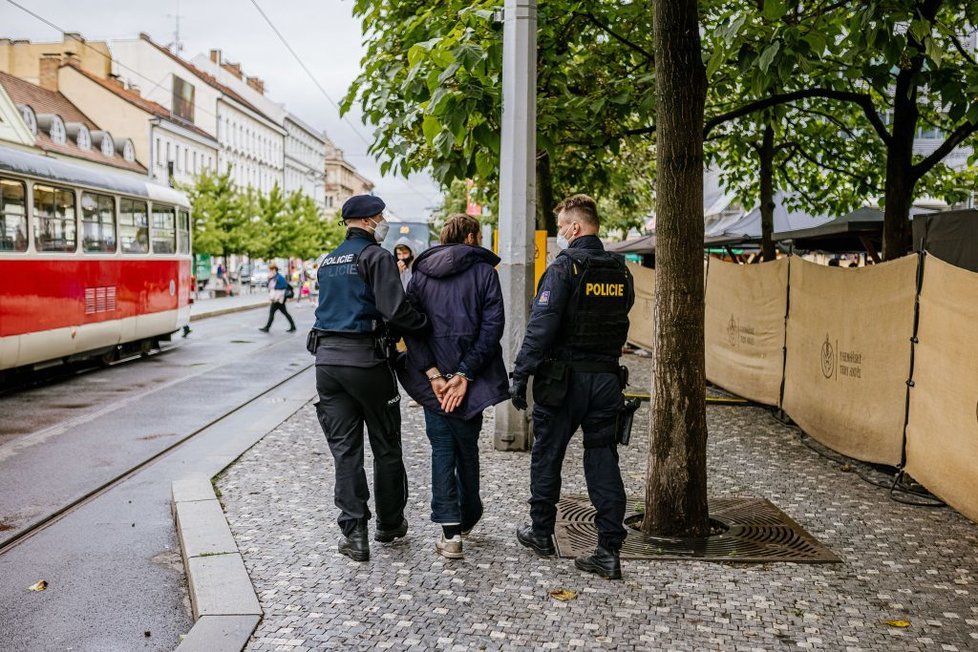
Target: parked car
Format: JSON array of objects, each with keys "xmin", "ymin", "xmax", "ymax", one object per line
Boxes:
[{"xmin": 250, "ymin": 262, "xmax": 269, "ymax": 286}]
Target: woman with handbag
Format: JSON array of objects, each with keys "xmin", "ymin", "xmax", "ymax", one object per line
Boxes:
[{"xmin": 259, "ymin": 263, "xmax": 297, "ymax": 332}]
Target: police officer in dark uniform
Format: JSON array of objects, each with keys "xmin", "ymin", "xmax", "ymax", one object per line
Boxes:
[
  {"xmin": 310, "ymin": 195, "xmax": 429, "ymax": 562},
  {"xmin": 510, "ymin": 194, "xmax": 634, "ymax": 580}
]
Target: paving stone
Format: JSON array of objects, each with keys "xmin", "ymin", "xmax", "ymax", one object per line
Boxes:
[
  {"xmin": 217, "ymin": 356, "xmax": 978, "ymax": 651},
  {"xmin": 188, "ymin": 554, "xmax": 262, "ymax": 618},
  {"xmin": 173, "ymin": 474, "xmax": 217, "ymax": 504},
  {"xmin": 176, "ymin": 498, "xmax": 240, "ymax": 559},
  {"xmin": 176, "ymin": 614, "xmax": 261, "ymax": 652}
]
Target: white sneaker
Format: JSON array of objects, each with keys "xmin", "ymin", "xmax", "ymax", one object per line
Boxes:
[{"xmin": 436, "ymin": 534, "xmax": 464, "ymax": 559}]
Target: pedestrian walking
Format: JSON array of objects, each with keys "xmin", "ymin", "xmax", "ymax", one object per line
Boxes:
[
  {"xmin": 259, "ymin": 263, "xmax": 296, "ymax": 333},
  {"xmin": 309, "ymin": 195, "xmax": 429, "ymax": 562},
  {"xmin": 509, "ymin": 194, "xmax": 634, "ymax": 580},
  {"xmin": 398, "ymin": 214, "xmax": 508, "ymax": 560}
]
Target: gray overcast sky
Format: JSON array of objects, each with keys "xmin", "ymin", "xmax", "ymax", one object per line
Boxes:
[{"xmin": 1, "ymin": 0, "xmax": 442, "ymax": 218}]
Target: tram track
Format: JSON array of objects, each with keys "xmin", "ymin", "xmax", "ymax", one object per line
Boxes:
[{"xmin": 0, "ymin": 333, "xmax": 313, "ymax": 556}]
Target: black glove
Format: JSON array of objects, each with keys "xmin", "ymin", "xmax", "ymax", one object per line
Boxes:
[{"xmin": 509, "ymin": 377, "xmax": 528, "ymax": 411}]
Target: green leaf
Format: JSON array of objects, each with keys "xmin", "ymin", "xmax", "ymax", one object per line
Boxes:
[
  {"xmin": 422, "ymin": 115, "xmax": 441, "ymax": 144},
  {"xmin": 762, "ymin": 0, "xmax": 787, "ymax": 22},
  {"xmin": 758, "ymin": 42, "xmax": 780, "ymax": 73},
  {"xmin": 924, "ymin": 36, "xmax": 944, "ymax": 68}
]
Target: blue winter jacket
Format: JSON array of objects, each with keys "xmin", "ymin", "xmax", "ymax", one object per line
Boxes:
[{"xmin": 398, "ymin": 244, "xmax": 509, "ymax": 421}]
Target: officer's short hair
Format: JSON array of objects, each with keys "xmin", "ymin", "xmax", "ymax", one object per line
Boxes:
[{"xmin": 554, "ymin": 194, "xmax": 599, "ymax": 228}]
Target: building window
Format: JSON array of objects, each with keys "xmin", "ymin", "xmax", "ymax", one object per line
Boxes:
[
  {"xmin": 155, "ymin": 138, "xmax": 162, "ymax": 167},
  {"xmin": 151, "ymin": 203, "xmax": 176, "ymax": 254},
  {"xmin": 184, "ymin": 148, "xmax": 189, "ymax": 173},
  {"xmin": 120, "ymin": 198, "xmax": 149, "ymax": 253},
  {"xmin": 173, "ymin": 75, "xmax": 196, "ymax": 122},
  {"xmin": 49, "ymin": 115, "xmax": 67, "ymax": 145},
  {"xmin": 76, "ymin": 125, "xmax": 91, "ymax": 150},
  {"xmin": 81, "ymin": 191, "xmax": 116, "ymax": 252},
  {"xmin": 175, "ymin": 144, "xmax": 181, "ymax": 171},
  {"xmin": 193, "ymin": 151, "xmax": 198, "ymax": 174},
  {"xmin": 100, "ymin": 132, "xmax": 114, "ymax": 157},
  {"xmin": 122, "ymin": 140, "xmax": 136, "ymax": 162},
  {"xmin": 19, "ymin": 105, "xmax": 37, "ymax": 135},
  {"xmin": 0, "ymin": 178, "xmax": 27, "ymax": 252},
  {"xmin": 33, "ymin": 184, "xmax": 76, "ymax": 252}
]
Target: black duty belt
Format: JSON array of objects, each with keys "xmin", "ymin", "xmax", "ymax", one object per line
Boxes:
[{"xmin": 566, "ymin": 360, "xmax": 620, "ymax": 374}]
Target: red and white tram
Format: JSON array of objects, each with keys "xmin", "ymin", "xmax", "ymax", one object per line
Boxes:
[{"xmin": 0, "ymin": 145, "xmax": 192, "ymax": 373}]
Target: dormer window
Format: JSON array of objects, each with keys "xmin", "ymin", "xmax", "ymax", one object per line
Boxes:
[
  {"xmin": 122, "ymin": 140, "xmax": 136, "ymax": 162},
  {"xmin": 91, "ymin": 131, "xmax": 115, "ymax": 158},
  {"xmin": 18, "ymin": 105, "xmax": 37, "ymax": 135},
  {"xmin": 48, "ymin": 116, "xmax": 67, "ymax": 145},
  {"xmin": 76, "ymin": 125, "xmax": 91, "ymax": 150}
]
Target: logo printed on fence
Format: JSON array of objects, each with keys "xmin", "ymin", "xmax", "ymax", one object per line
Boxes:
[
  {"xmin": 727, "ymin": 314, "xmax": 756, "ymax": 348},
  {"xmin": 821, "ymin": 335, "xmax": 835, "ymax": 379},
  {"xmin": 728, "ymin": 315, "xmax": 738, "ymax": 347}
]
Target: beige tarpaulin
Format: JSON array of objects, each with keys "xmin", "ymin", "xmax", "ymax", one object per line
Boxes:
[
  {"xmin": 905, "ymin": 256, "xmax": 978, "ymax": 523},
  {"xmin": 782, "ymin": 255, "xmax": 917, "ymax": 465},
  {"xmin": 704, "ymin": 258, "xmax": 788, "ymax": 406},
  {"xmin": 626, "ymin": 262, "xmax": 655, "ymax": 351}
]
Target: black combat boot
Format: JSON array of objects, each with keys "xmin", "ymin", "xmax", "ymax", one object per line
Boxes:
[
  {"xmin": 374, "ymin": 518, "xmax": 408, "ymax": 543},
  {"xmin": 574, "ymin": 545, "xmax": 622, "ymax": 580},
  {"xmin": 338, "ymin": 524, "xmax": 369, "ymax": 562},
  {"xmin": 516, "ymin": 523, "xmax": 556, "ymax": 556}
]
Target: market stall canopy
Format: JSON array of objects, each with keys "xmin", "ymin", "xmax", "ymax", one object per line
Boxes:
[
  {"xmin": 774, "ymin": 206, "xmax": 937, "ymax": 257},
  {"xmin": 606, "ymin": 234, "xmax": 655, "ymax": 254},
  {"xmin": 913, "ymin": 208, "xmax": 978, "ymax": 273},
  {"xmin": 704, "ymin": 192, "xmax": 834, "ymax": 246}
]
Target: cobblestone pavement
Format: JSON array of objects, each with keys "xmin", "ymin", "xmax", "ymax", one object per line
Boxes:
[{"xmin": 217, "ymin": 357, "xmax": 978, "ymax": 651}]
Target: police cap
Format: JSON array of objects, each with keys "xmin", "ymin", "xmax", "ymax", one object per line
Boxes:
[{"xmin": 342, "ymin": 195, "xmax": 386, "ymax": 220}]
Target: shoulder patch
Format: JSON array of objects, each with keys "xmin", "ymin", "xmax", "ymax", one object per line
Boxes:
[{"xmin": 538, "ymin": 290, "xmax": 551, "ymax": 305}]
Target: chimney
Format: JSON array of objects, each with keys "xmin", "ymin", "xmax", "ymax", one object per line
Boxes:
[
  {"xmin": 246, "ymin": 76, "xmax": 265, "ymax": 95},
  {"xmin": 108, "ymin": 73, "xmax": 124, "ymax": 89},
  {"xmin": 209, "ymin": 49, "xmax": 221, "ymax": 64},
  {"xmin": 128, "ymin": 83, "xmax": 141, "ymax": 96},
  {"xmin": 64, "ymin": 32, "xmax": 85, "ymax": 44},
  {"xmin": 64, "ymin": 52, "xmax": 81, "ymax": 68},
  {"xmin": 39, "ymin": 54, "xmax": 60, "ymax": 91},
  {"xmin": 222, "ymin": 61, "xmax": 243, "ymax": 80}
]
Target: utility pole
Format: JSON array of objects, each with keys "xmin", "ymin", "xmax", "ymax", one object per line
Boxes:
[{"xmin": 494, "ymin": 0, "xmax": 537, "ymax": 451}]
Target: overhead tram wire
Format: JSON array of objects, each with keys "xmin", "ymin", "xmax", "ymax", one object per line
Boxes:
[{"xmin": 244, "ymin": 0, "xmax": 440, "ymax": 206}]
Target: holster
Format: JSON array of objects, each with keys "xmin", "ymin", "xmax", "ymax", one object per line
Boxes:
[
  {"xmin": 616, "ymin": 397, "xmax": 642, "ymax": 445},
  {"xmin": 306, "ymin": 329, "xmax": 321, "ymax": 355}
]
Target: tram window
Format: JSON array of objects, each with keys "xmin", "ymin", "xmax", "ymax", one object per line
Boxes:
[
  {"xmin": 81, "ymin": 192, "xmax": 116, "ymax": 253},
  {"xmin": 0, "ymin": 178, "xmax": 28, "ymax": 252},
  {"xmin": 152, "ymin": 204, "xmax": 176, "ymax": 254},
  {"xmin": 33, "ymin": 184, "xmax": 76, "ymax": 252},
  {"xmin": 119, "ymin": 198, "xmax": 149, "ymax": 254},
  {"xmin": 177, "ymin": 210, "xmax": 190, "ymax": 254}
]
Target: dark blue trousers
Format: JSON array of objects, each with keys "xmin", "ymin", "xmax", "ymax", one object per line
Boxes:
[{"xmin": 529, "ymin": 371, "xmax": 627, "ymax": 551}]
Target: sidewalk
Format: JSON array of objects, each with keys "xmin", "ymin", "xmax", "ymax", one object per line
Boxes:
[
  {"xmin": 216, "ymin": 356, "xmax": 978, "ymax": 651},
  {"xmin": 190, "ymin": 292, "xmax": 271, "ymax": 321}
]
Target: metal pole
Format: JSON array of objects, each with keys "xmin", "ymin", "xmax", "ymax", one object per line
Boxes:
[{"xmin": 494, "ymin": 0, "xmax": 537, "ymax": 451}]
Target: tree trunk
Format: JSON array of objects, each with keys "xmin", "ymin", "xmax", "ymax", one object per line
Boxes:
[
  {"xmin": 644, "ymin": 0, "xmax": 710, "ymax": 538},
  {"xmin": 536, "ymin": 151, "xmax": 557, "ymax": 234},
  {"xmin": 881, "ymin": 72, "xmax": 920, "ymax": 260},
  {"xmin": 759, "ymin": 123, "xmax": 776, "ymax": 262}
]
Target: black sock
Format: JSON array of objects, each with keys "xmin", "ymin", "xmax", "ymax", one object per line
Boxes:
[{"xmin": 442, "ymin": 524, "xmax": 461, "ymax": 538}]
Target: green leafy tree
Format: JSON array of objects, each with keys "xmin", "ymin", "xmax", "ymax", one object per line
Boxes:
[
  {"xmin": 184, "ymin": 167, "xmax": 253, "ymax": 268},
  {"xmin": 343, "ymin": 0, "xmax": 657, "ymax": 233}
]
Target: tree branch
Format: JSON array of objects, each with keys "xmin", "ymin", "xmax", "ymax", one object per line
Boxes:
[
  {"xmin": 576, "ymin": 11, "xmax": 654, "ymax": 62},
  {"xmin": 795, "ymin": 105, "xmax": 859, "ymax": 139},
  {"xmin": 910, "ymin": 121, "xmax": 978, "ymax": 181},
  {"xmin": 704, "ymin": 88, "xmax": 892, "ymax": 145},
  {"xmin": 787, "ymin": 142, "xmax": 877, "ymax": 189},
  {"xmin": 945, "ymin": 29, "xmax": 978, "ymax": 67}
]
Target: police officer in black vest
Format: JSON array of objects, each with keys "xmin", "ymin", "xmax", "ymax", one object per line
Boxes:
[
  {"xmin": 510, "ymin": 194, "xmax": 635, "ymax": 580},
  {"xmin": 310, "ymin": 195, "xmax": 429, "ymax": 562}
]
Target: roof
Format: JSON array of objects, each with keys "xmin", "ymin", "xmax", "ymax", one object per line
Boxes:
[
  {"xmin": 705, "ymin": 191, "xmax": 835, "ymax": 246},
  {"xmin": 0, "ymin": 70, "xmax": 96, "ymax": 128},
  {"xmin": 0, "ymin": 71, "xmax": 146, "ymax": 174},
  {"xmin": 0, "ymin": 144, "xmax": 180, "ymax": 202},
  {"xmin": 774, "ymin": 205, "xmax": 938, "ymax": 253},
  {"xmin": 137, "ymin": 33, "xmax": 280, "ymax": 128},
  {"xmin": 63, "ymin": 64, "xmax": 216, "ymax": 142}
]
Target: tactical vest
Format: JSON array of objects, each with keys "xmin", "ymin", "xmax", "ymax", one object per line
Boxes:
[
  {"xmin": 555, "ymin": 248, "xmax": 632, "ymax": 356},
  {"xmin": 313, "ymin": 236, "xmax": 383, "ymax": 334}
]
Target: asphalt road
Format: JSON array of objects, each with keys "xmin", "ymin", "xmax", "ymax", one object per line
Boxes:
[{"xmin": 0, "ymin": 303, "xmax": 318, "ymax": 651}]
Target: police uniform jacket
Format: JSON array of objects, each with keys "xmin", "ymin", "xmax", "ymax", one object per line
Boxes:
[{"xmin": 313, "ymin": 228, "xmax": 428, "ymax": 367}]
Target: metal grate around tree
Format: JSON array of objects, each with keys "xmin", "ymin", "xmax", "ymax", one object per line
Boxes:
[{"xmin": 554, "ymin": 495, "xmax": 841, "ymax": 563}]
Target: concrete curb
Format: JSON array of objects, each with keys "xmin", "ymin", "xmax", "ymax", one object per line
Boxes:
[
  {"xmin": 189, "ymin": 299, "xmax": 268, "ymax": 322},
  {"xmin": 172, "ymin": 474, "xmax": 261, "ymax": 651}
]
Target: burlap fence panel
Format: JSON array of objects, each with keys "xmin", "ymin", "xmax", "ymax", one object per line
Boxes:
[
  {"xmin": 704, "ymin": 258, "xmax": 788, "ymax": 406},
  {"xmin": 905, "ymin": 256, "xmax": 978, "ymax": 523},
  {"xmin": 782, "ymin": 255, "xmax": 917, "ymax": 465},
  {"xmin": 626, "ymin": 262, "xmax": 655, "ymax": 351}
]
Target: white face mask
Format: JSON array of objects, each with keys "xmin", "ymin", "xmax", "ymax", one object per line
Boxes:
[
  {"xmin": 556, "ymin": 224, "xmax": 574, "ymax": 251},
  {"xmin": 367, "ymin": 217, "xmax": 390, "ymax": 243}
]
